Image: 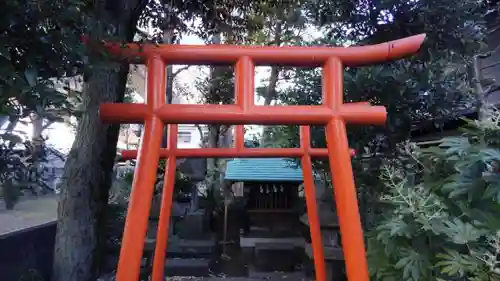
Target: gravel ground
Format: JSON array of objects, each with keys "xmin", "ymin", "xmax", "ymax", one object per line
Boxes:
[{"xmin": 0, "ymin": 195, "xmax": 58, "ymax": 236}]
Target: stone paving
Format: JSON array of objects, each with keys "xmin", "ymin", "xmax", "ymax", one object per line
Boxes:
[
  {"xmin": 101, "ymin": 275, "xmax": 315, "ymax": 281},
  {"xmin": 164, "ymin": 274, "xmax": 314, "ymax": 281},
  {"xmin": 0, "ymin": 195, "xmax": 58, "ymax": 236}
]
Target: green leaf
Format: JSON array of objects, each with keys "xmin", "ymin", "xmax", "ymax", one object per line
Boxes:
[
  {"xmin": 394, "ymin": 248, "xmax": 428, "ymax": 281},
  {"xmin": 469, "ymin": 206, "xmax": 500, "ymax": 230},
  {"xmin": 482, "ymin": 184, "xmax": 498, "ymax": 199},
  {"xmin": 481, "ymin": 148, "xmax": 500, "ymax": 162},
  {"xmin": 24, "ymin": 68, "xmax": 38, "ymax": 87},
  {"xmin": 0, "ymin": 46, "xmax": 11, "ymax": 60},
  {"xmin": 377, "ymin": 217, "xmax": 412, "ymax": 238},
  {"xmin": 394, "ymin": 256, "xmax": 410, "ymax": 269},
  {"xmin": 439, "ymin": 137, "xmax": 471, "ymax": 156},
  {"xmin": 436, "ymin": 250, "xmax": 479, "ymax": 276},
  {"xmin": 442, "ymin": 218, "xmax": 485, "ymax": 244}
]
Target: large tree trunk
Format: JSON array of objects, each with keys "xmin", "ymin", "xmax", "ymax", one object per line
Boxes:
[
  {"xmin": 52, "ymin": 66, "xmax": 127, "ymax": 281},
  {"xmin": 51, "ymin": 0, "xmax": 142, "ymax": 280}
]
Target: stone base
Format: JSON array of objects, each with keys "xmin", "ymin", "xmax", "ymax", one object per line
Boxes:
[
  {"xmin": 167, "ymin": 237, "xmax": 215, "ymax": 259},
  {"xmin": 165, "ymin": 277, "xmax": 313, "ymax": 281},
  {"xmin": 303, "ymin": 243, "xmax": 346, "ymax": 281},
  {"xmin": 248, "ymin": 271, "xmax": 309, "ymax": 280},
  {"xmin": 165, "ymin": 258, "xmax": 211, "ymax": 277},
  {"xmin": 240, "ymin": 236, "xmax": 305, "ymax": 248},
  {"xmin": 177, "ymin": 211, "xmax": 205, "ymax": 239},
  {"xmin": 253, "ymin": 243, "xmax": 298, "ymax": 272},
  {"xmin": 304, "ymin": 243, "xmax": 343, "ymax": 260}
]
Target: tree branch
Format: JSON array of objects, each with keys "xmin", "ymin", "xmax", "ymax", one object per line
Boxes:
[
  {"xmin": 135, "ymin": 27, "xmax": 151, "ymax": 40},
  {"xmin": 473, "ymin": 53, "xmax": 490, "ymax": 120},
  {"xmin": 173, "ymin": 65, "xmax": 191, "ymax": 78},
  {"xmin": 42, "ymin": 120, "xmax": 55, "ymax": 131},
  {"xmin": 195, "ymin": 124, "xmax": 205, "ymax": 142},
  {"xmin": 481, "ymin": 60, "xmax": 500, "ymax": 71}
]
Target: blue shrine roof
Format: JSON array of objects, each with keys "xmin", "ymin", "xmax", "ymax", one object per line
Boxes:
[{"xmin": 224, "ymin": 158, "xmax": 303, "ymax": 182}]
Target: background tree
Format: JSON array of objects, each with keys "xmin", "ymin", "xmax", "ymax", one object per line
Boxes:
[
  {"xmin": 0, "ymin": 0, "xmax": 89, "ymax": 208},
  {"xmin": 0, "ymin": 0, "xmax": 87, "ymax": 123},
  {"xmin": 249, "ymin": 0, "xmax": 309, "ymax": 146},
  {"xmin": 180, "ymin": 0, "xmax": 283, "ymax": 228},
  {"xmin": 268, "ymin": 0, "xmax": 490, "ymax": 228}
]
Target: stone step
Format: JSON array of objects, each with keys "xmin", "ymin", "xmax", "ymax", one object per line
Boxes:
[
  {"xmin": 172, "ymin": 238, "xmax": 216, "ymax": 249},
  {"xmin": 253, "ymin": 243, "xmax": 300, "ymax": 272},
  {"xmin": 167, "ymin": 245, "xmax": 213, "ymax": 259},
  {"xmin": 165, "ymin": 275, "xmax": 313, "ymax": 281},
  {"xmin": 249, "ymin": 270, "xmax": 311, "ymax": 281},
  {"xmin": 240, "ymin": 237, "xmax": 305, "ymax": 248},
  {"xmin": 165, "ymin": 258, "xmax": 211, "ymax": 277},
  {"xmin": 101, "ymin": 275, "xmax": 313, "ymax": 281},
  {"xmin": 144, "ymin": 237, "xmax": 216, "ymax": 259},
  {"xmin": 167, "ymin": 238, "xmax": 215, "ymax": 259},
  {"xmin": 100, "ymin": 270, "xmax": 311, "ymax": 281},
  {"xmin": 245, "ymin": 227, "xmax": 301, "ymax": 238}
]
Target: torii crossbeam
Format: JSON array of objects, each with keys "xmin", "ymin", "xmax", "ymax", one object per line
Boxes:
[{"xmin": 98, "ymin": 34, "xmax": 426, "ymax": 281}]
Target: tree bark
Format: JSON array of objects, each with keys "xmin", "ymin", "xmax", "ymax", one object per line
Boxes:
[
  {"xmin": 261, "ymin": 21, "xmax": 282, "ymax": 147},
  {"xmin": 29, "ymin": 113, "xmax": 47, "ymax": 194},
  {"xmin": 52, "ymin": 65, "xmax": 127, "ymax": 281},
  {"xmin": 161, "ymin": 29, "xmax": 176, "ymax": 147},
  {"xmin": 205, "ymin": 123, "xmax": 220, "ymax": 230},
  {"xmin": 203, "ymin": 33, "xmax": 223, "ymax": 230},
  {"xmin": 30, "ymin": 113, "xmax": 49, "ymax": 159},
  {"xmin": 51, "ymin": 0, "xmax": 142, "ymax": 280},
  {"xmin": 473, "ymin": 53, "xmax": 492, "ymax": 120}
]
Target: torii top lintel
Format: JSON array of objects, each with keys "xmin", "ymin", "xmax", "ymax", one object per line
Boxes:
[{"xmin": 103, "ymin": 34, "xmax": 426, "ymax": 67}]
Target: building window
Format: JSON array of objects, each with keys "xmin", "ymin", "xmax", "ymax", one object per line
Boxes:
[{"xmin": 178, "ymin": 131, "xmax": 192, "ymax": 143}]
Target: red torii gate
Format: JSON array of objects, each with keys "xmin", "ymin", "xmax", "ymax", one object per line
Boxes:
[{"xmin": 98, "ymin": 34, "xmax": 426, "ymax": 281}]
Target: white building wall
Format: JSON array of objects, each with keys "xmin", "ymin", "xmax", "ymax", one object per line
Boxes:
[{"xmin": 176, "ymin": 124, "xmax": 207, "ymax": 149}]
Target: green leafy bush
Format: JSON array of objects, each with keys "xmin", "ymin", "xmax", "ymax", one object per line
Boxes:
[
  {"xmin": 157, "ymin": 159, "xmax": 194, "ymax": 198},
  {"xmin": 0, "ymin": 133, "xmax": 49, "ymax": 209},
  {"xmin": 368, "ymin": 110, "xmax": 500, "ymax": 281}
]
